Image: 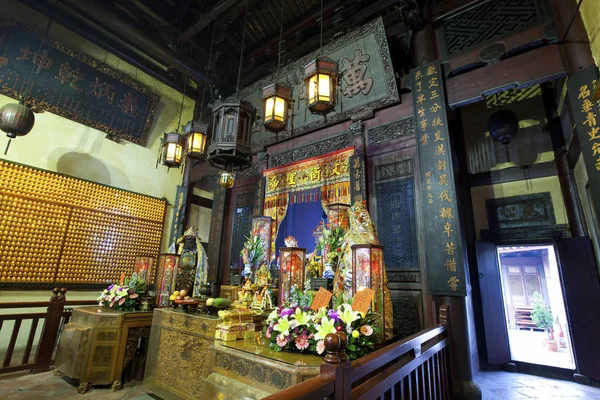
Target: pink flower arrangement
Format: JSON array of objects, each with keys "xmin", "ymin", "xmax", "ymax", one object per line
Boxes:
[
  {"xmin": 295, "ymin": 332, "xmax": 309, "ymax": 350},
  {"xmin": 360, "ymin": 325, "xmax": 373, "ymax": 336},
  {"xmin": 97, "ymin": 273, "xmax": 146, "ymax": 312}
]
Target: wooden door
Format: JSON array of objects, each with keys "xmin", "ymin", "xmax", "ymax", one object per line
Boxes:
[
  {"xmin": 475, "ymin": 241, "xmax": 511, "ymax": 365},
  {"xmin": 555, "ymin": 237, "xmax": 600, "ymax": 381}
]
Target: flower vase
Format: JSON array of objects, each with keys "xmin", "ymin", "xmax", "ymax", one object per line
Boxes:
[
  {"xmin": 243, "ymin": 263, "xmax": 253, "ymax": 278},
  {"xmin": 323, "ymin": 262, "xmax": 334, "ymax": 279}
]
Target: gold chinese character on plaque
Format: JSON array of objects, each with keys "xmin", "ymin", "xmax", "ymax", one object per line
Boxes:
[
  {"xmin": 579, "ymin": 85, "xmax": 591, "ymax": 100},
  {"xmin": 445, "ymin": 242, "xmax": 456, "ymax": 256},
  {"xmin": 425, "ymin": 171, "xmax": 432, "ymax": 178},
  {"xmin": 415, "ymin": 71, "xmax": 423, "ymax": 80},
  {"xmin": 432, "ymin": 116, "xmax": 444, "ymax": 127},
  {"xmin": 287, "ymin": 171, "xmax": 297, "ymax": 186},
  {"xmin": 87, "ymin": 77, "xmax": 116, "ymax": 104},
  {"xmin": 420, "ymin": 118, "xmax": 428, "ymax": 130},
  {"xmin": 440, "ymin": 207, "xmax": 454, "ymax": 219},
  {"xmin": 420, "ymin": 133, "xmax": 429, "ymax": 145},
  {"xmin": 417, "ymin": 94, "xmax": 426, "ymax": 105},
  {"xmin": 444, "ymin": 258, "xmax": 457, "ymax": 272},
  {"xmin": 418, "ymin": 107, "xmax": 426, "ymax": 118},
  {"xmin": 55, "ymin": 62, "xmax": 85, "ymax": 91},
  {"xmin": 593, "ymin": 142, "xmax": 600, "ymax": 157},
  {"xmin": 589, "ymin": 127, "xmax": 600, "ymax": 141},
  {"xmin": 434, "ymin": 130, "xmax": 444, "ymax": 141},
  {"xmin": 437, "ymin": 159, "xmax": 447, "ymax": 171},
  {"xmin": 429, "ymin": 77, "xmax": 439, "ymax": 88},
  {"xmin": 434, "ymin": 144, "xmax": 445, "ymax": 156},
  {"xmin": 439, "ymin": 190, "xmax": 451, "ymax": 202},
  {"xmin": 119, "ymin": 93, "xmax": 140, "ymax": 117},
  {"xmin": 430, "ymin": 90, "xmax": 440, "ymax": 100},
  {"xmin": 582, "ymin": 99, "xmax": 594, "ymax": 113},
  {"xmin": 416, "ymin": 81, "xmax": 422, "ymax": 92},
  {"xmin": 448, "ymin": 276, "xmax": 459, "ymax": 292},
  {"xmin": 439, "ymin": 174, "xmax": 449, "ymax": 186},
  {"xmin": 443, "ymin": 222, "xmax": 453, "ymax": 237},
  {"xmin": 268, "ymin": 177, "xmax": 280, "ymax": 191},
  {"xmin": 426, "ymin": 65, "xmax": 437, "ymax": 76},
  {"xmin": 584, "ymin": 112, "xmax": 597, "ymax": 127},
  {"xmin": 430, "ymin": 103, "xmax": 442, "ymax": 113}
]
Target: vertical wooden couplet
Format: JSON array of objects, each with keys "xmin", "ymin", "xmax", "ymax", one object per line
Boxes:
[
  {"xmin": 169, "ymin": 185, "xmax": 188, "ymax": 248},
  {"xmin": 207, "ymin": 180, "xmax": 229, "ymax": 293},
  {"xmin": 350, "ymin": 153, "xmax": 367, "ymax": 204},
  {"xmin": 566, "ymin": 66, "xmax": 600, "ymax": 226},
  {"xmin": 32, "ymin": 288, "xmax": 67, "ymax": 373},
  {"xmin": 411, "ymin": 61, "xmax": 466, "ymax": 296}
]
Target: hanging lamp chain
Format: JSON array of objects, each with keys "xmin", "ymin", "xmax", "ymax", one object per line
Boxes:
[
  {"xmin": 199, "ymin": 22, "xmax": 217, "ymax": 115},
  {"xmin": 277, "ymin": 0, "xmax": 284, "ymax": 71},
  {"xmin": 236, "ymin": 0, "xmax": 249, "ymax": 93},
  {"xmin": 319, "ymin": 0, "xmax": 323, "ymax": 50}
]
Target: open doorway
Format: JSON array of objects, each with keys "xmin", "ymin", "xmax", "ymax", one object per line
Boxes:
[{"xmin": 496, "ymin": 245, "xmax": 575, "ymax": 370}]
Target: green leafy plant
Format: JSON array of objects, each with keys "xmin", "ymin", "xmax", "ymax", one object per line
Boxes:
[
  {"xmin": 316, "ymin": 221, "xmax": 346, "ymax": 268},
  {"xmin": 97, "ymin": 273, "xmax": 146, "ymax": 311},
  {"xmin": 240, "ymin": 231, "xmax": 265, "ymax": 264},
  {"xmin": 531, "ymin": 292, "xmax": 554, "ymax": 334}
]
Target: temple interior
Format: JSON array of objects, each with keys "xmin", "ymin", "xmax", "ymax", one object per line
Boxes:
[{"xmin": 1, "ymin": 0, "xmax": 600, "ymax": 399}]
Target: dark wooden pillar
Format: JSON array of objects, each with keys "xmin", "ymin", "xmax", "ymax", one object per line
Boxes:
[
  {"xmin": 550, "ymin": 0, "xmax": 595, "ymax": 238},
  {"xmin": 412, "ymin": 15, "xmax": 481, "ymax": 400}
]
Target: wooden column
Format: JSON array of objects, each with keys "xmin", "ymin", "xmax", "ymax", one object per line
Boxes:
[{"xmin": 412, "ymin": 16, "xmax": 482, "ymax": 400}]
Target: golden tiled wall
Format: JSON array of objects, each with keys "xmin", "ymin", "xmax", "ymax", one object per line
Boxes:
[{"xmin": 0, "ymin": 160, "xmax": 166, "ymax": 285}]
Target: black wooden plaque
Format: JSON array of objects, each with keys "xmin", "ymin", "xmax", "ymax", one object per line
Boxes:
[
  {"xmin": 169, "ymin": 185, "xmax": 188, "ymax": 248},
  {"xmin": 566, "ymin": 66, "xmax": 600, "ymax": 225},
  {"xmin": 0, "ymin": 15, "xmax": 158, "ymax": 145},
  {"xmin": 411, "ymin": 60, "xmax": 466, "ymax": 296},
  {"xmin": 350, "ymin": 153, "xmax": 367, "ymax": 203}
]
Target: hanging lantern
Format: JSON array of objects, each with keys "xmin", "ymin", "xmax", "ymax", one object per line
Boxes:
[
  {"xmin": 161, "ymin": 132, "xmax": 185, "ymax": 168},
  {"xmin": 279, "ymin": 246, "xmax": 306, "ymax": 305},
  {"xmin": 155, "ymin": 253, "xmax": 179, "ymax": 307},
  {"xmin": 207, "ymin": 97, "xmax": 254, "ymax": 170},
  {"xmin": 183, "ymin": 120, "xmax": 208, "ymax": 159},
  {"xmin": 219, "ymin": 169, "xmax": 235, "ymax": 189},
  {"xmin": 0, "ymin": 102, "xmax": 35, "ymax": 139},
  {"xmin": 262, "ymin": 83, "xmax": 291, "ymax": 133},
  {"xmin": 304, "ymin": 57, "xmax": 337, "ymax": 115},
  {"xmin": 488, "ymin": 109, "xmax": 519, "ymax": 145},
  {"xmin": 351, "ymin": 244, "xmax": 386, "ymax": 342}
]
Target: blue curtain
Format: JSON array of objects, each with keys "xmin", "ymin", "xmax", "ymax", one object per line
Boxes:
[{"xmin": 275, "ymin": 201, "xmax": 326, "ymax": 256}]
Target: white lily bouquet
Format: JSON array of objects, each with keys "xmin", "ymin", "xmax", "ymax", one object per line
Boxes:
[{"xmin": 263, "ymin": 290, "xmax": 377, "ymax": 360}]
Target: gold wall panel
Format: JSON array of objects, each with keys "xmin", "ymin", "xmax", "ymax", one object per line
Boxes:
[{"xmin": 0, "ymin": 160, "xmax": 166, "ymax": 286}]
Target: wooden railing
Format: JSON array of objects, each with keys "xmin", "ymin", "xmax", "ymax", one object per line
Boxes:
[
  {"xmin": 265, "ymin": 305, "xmax": 453, "ymax": 400},
  {"xmin": 0, "ymin": 288, "xmax": 97, "ymax": 375}
]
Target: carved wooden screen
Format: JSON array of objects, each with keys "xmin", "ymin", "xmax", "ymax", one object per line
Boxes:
[
  {"xmin": 0, "ymin": 160, "xmax": 166, "ymax": 288},
  {"xmin": 229, "ymin": 192, "xmax": 255, "ymax": 269},
  {"xmin": 369, "ymin": 152, "xmax": 427, "ymax": 339}
]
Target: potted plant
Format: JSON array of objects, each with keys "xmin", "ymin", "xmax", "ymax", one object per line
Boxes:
[
  {"xmin": 530, "ymin": 292, "xmax": 556, "ymax": 351},
  {"xmin": 316, "ymin": 222, "xmax": 345, "ymax": 278},
  {"xmin": 240, "ymin": 232, "xmax": 266, "ymax": 277}
]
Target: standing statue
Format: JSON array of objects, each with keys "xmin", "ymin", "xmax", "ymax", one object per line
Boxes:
[
  {"xmin": 176, "ymin": 227, "xmax": 209, "ymax": 297},
  {"xmin": 333, "ymin": 201, "xmax": 394, "ymax": 341}
]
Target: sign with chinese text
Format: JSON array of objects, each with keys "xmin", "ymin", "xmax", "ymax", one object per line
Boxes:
[
  {"xmin": 0, "ymin": 15, "xmax": 158, "ymax": 145},
  {"xmin": 169, "ymin": 185, "xmax": 188, "ymax": 248},
  {"xmin": 240, "ymin": 17, "xmax": 399, "ymax": 153},
  {"xmin": 567, "ymin": 66, "xmax": 600, "ymax": 224},
  {"xmin": 263, "ymin": 147, "xmax": 354, "ymax": 197},
  {"xmin": 350, "ymin": 153, "xmax": 367, "ymax": 203},
  {"xmin": 411, "ymin": 61, "xmax": 466, "ymax": 296}
]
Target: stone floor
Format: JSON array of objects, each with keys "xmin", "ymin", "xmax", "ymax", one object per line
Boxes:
[
  {"xmin": 0, "ymin": 371, "xmax": 153, "ymax": 400},
  {"xmin": 475, "ymin": 370, "xmax": 600, "ymax": 399}
]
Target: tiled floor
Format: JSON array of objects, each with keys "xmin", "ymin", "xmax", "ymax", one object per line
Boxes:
[
  {"xmin": 475, "ymin": 370, "xmax": 600, "ymax": 399},
  {"xmin": 0, "ymin": 371, "xmax": 153, "ymax": 400}
]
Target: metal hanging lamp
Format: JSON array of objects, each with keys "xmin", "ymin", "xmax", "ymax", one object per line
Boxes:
[
  {"xmin": 303, "ymin": 0, "xmax": 337, "ymax": 115},
  {"xmin": 262, "ymin": 1, "xmax": 291, "ymax": 133},
  {"xmin": 208, "ymin": 0, "xmax": 254, "ymax": 185}
]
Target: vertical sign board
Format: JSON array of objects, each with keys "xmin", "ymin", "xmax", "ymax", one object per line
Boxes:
[
  {"xmin": 350, "ymin": 153, "xmax": 367, "ymax": 203},
  {"xmin": 567, "ymin": 66, "xmax": 600, "ymax": 224},
  {"xmin": 169, "ymin": 185, "xmax": 188, "ymax": 248},
  {"xmin": 411, "ymin": 61, "xmax": 466, "ymax": 296}
]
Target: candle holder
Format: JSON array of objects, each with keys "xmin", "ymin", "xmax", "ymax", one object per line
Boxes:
[
  {"xmin": 279, "ymin": 247, "xmax": 306, "ymax": 305},
  {"xmin": 351, "ymin": 244, "xmax": 385, "ymax": 342},
  {"xmin": 155, "ymin": 253, "xmax": 179, "ymax": 307}
]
